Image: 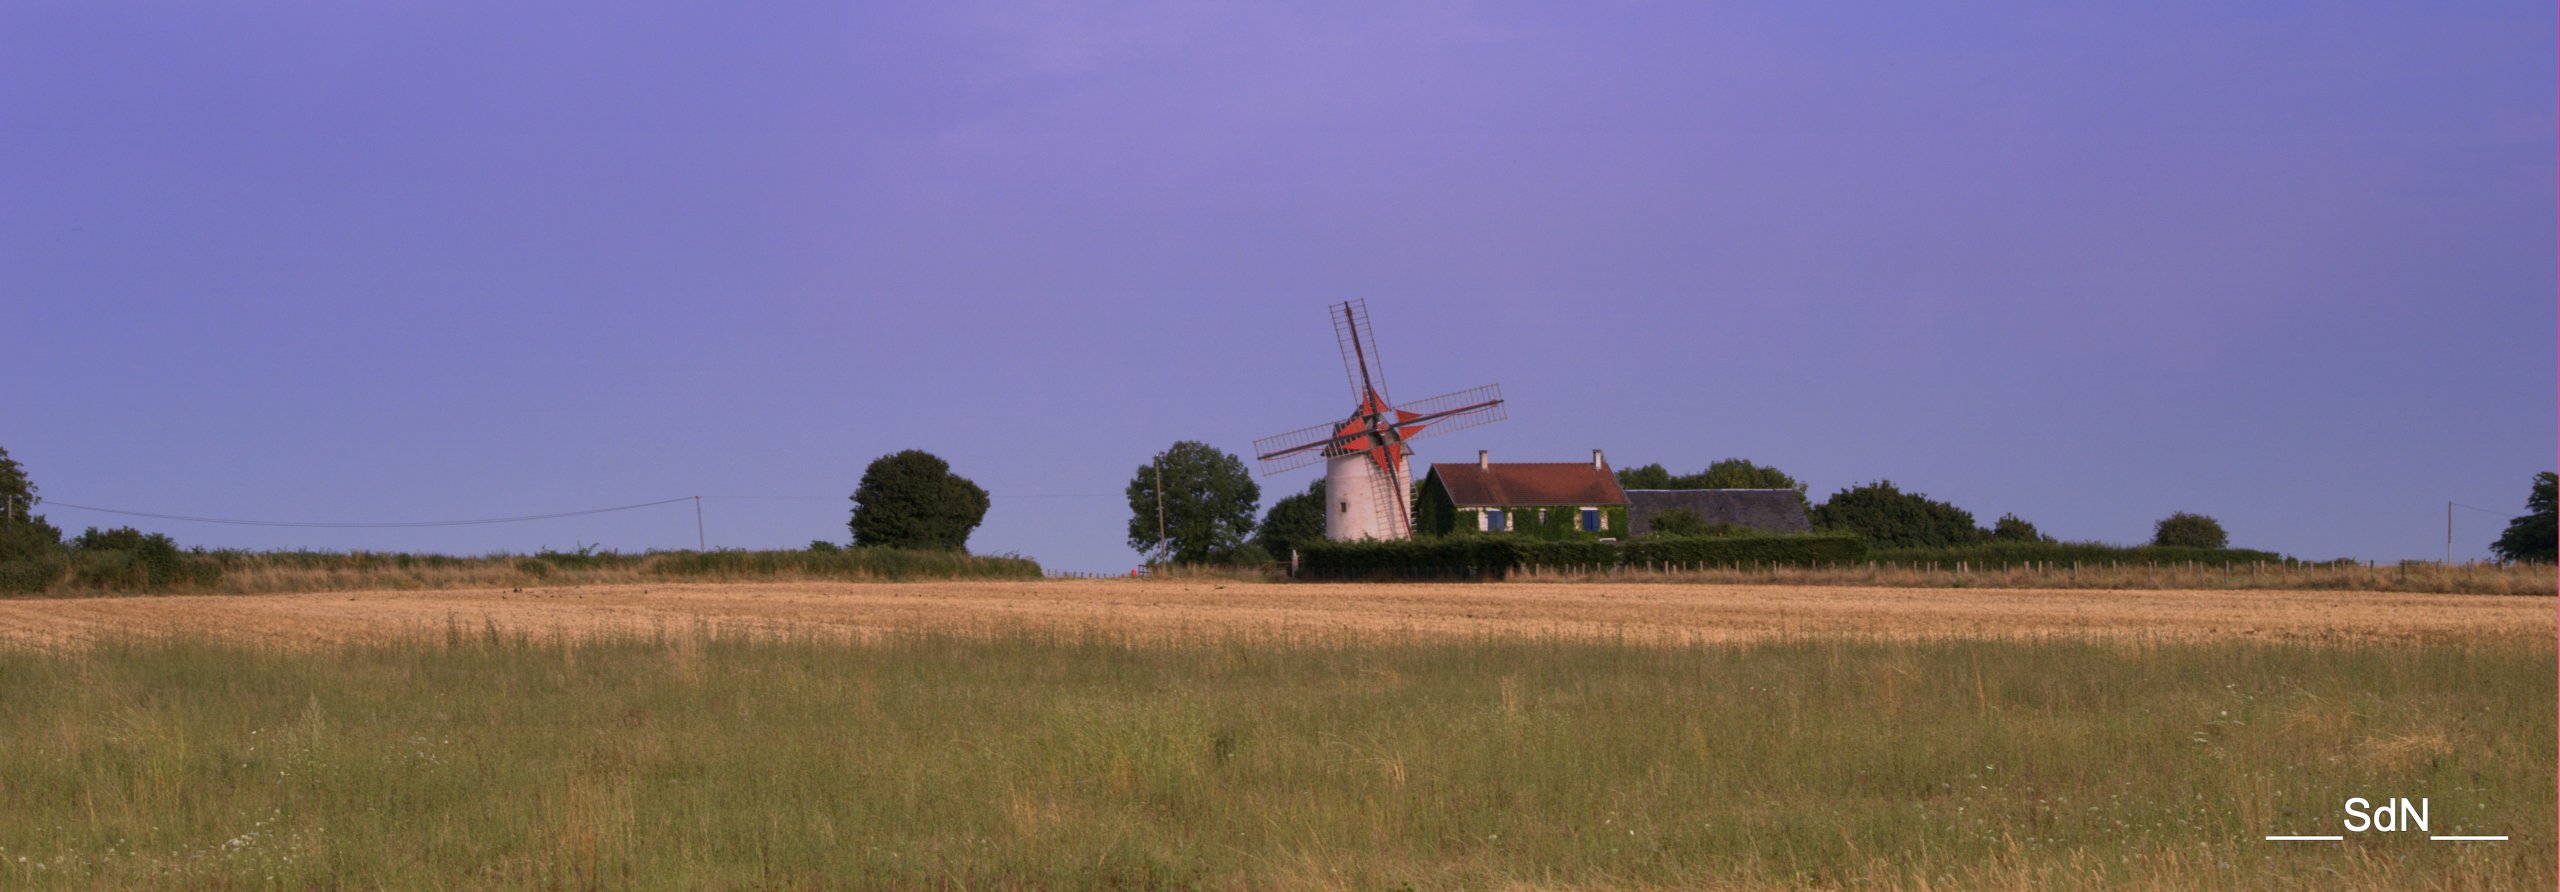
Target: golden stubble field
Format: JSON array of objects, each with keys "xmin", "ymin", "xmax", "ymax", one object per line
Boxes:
[{"xmin": 0, "ymin": 578, "xmax": 2548, "ymax": 649}]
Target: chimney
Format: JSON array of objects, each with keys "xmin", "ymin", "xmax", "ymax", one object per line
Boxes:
[
  {"xmin": 1478, "ymin": 450, "xmax": 1490, "ymax": 469},
  {"xmin": 1592, "ymin": 448, "xmax": 1605, "ymax": 469}
]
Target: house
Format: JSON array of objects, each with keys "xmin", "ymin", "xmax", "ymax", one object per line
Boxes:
[
  {"xmin": 1623, "ymin": 489, "xmax": 1812, "ymax": 536},
  {"xmin": 1414, "ymin": 450, "xmax": 1629, "ymax": 538}
]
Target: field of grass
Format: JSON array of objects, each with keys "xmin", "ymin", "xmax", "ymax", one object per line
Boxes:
[{"xmin": 1, "ymin": 627, "xmax": 2548, "ymax": 889}]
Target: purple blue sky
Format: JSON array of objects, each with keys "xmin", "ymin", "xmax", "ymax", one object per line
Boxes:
[{"xmin": 4, "ymin": 3, "xmax": 2552, "ymax": 572}]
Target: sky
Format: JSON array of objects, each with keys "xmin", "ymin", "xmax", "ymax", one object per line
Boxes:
[{"xmin": 3, "ymin": 3, "xmax": 2552, "ymax": 573}]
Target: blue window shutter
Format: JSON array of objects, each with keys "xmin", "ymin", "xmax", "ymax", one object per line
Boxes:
[
  {"xmin": 1487, "ymin": 509, "xmax": 1506, "ymax": 532},
  {"xmin": 1581, "ymin": 508, "xmax": 1600, "ymax": 532}
]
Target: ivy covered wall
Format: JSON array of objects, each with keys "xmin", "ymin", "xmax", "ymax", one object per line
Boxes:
[{"xmin": 1413, "ymin": 471, "xmax": 1625, "ymax": 540}]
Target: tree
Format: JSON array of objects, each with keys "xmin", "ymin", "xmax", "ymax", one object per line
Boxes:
[
  {"xmin": 1616, "ymin": 463, "xmax": 1677, "ymax": 490},
  {"xmin": 2151, "ymin": 512, "xmax": 2228, "ymax": 549},
  {"xmin": 1990, "ymin": 513, "xmax": 2049, "ymax": 543},
  {"xmin": 0, "ymin": 446, "xmax": 64, "ymax": 593},
  {"xmin": 2490, "ymin": 471, "xmax": 2556, "ymax": 563},
  {"xmin": 0, "ymin": 445, "xmax": 33, "ymax": 518},
  {"xmin": 1811, "ymin": 480, "xmax": 1985, "ymax": 548},
  {"xmin": 848, "ymin": 450, "xmax": 991, "ymax": 551},
  {"xmin": 70, "ymin": 526, "xmax": 214, "ymax": 589},
  {"xmin": 1252, "ymin": 479, "xmax": 1327, "ymax": 561},
  {"xmin": 1127, "ymin": 441, "xmax": 1260, "ymax": 564},
  {"xmin": 1617, "ymin": 458, "xmax": 1811, "ymax": 510}
]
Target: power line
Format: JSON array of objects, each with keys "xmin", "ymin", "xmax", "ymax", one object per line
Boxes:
[{"xmin": 43, "ymin": 497, "xmax": 695, "ymax": 528}]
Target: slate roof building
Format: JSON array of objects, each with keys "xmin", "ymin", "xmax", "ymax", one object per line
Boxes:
[
  {"xmin": 1622, "ymin": 489, "xmax": 1812, "ymax": 536},
  {"xmin": 1414, "ymin": 450, "xmax": 1630, "ymax": 538}
]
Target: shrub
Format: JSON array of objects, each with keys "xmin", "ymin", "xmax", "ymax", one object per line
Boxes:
[
  {"xmin": 531, "ymin": 543, "xmax": 631, "ymax": 570},
  {"xmin": 1990, "ymin": 514, "xmax": 2048, "ymax": 543},
  {"xmin": 648, "ymin": 547, "xmax": 1042, "ymax": 582},
  {"xmin": 1813, "ymin": 481, "xmax": 1986, "ymax": 548},
  {"xmin": 0, "ymin": 514, "xmax": 66, "ymax": 595},
  {"xmin": 2151, "ymin": 513, "xmax": 2229, "ymax": 549},
  {"xmin": 1871, "ymin": 541, "xmax": 2284, "ymax": 569},
  {"xmin": 69, "ymin": 526, "xmax": 219, "ymax": 591},
  {"xmin": 1252, "ymin": 480, "xmax": 1327, "ymax": 560},
  {"xmin": 1296, "ymin": 537, "xmax": 1526, "ymax": 580},
  {"xmin": 852, "ymin": 450, "xmax": 992, "ymax": 552},
  {"xmin": 1644, "ymin": 508, "xmax": 1710, "ymax": 537}
]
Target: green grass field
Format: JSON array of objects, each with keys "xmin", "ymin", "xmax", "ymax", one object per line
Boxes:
[{"xmin": 1, "ymin": 629, "xmax": 2549, "ymax": 889}]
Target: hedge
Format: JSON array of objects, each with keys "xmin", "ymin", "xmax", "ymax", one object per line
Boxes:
[
  {"xmin": 1296, "ymin": 534, "xmax": 1865, "ymax": 581},
  {"xmin": 1868, "ymin": 541, "xmax": 2286, "ymax": 569}
]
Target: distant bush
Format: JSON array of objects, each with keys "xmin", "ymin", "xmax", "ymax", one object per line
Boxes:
[
  {"xmin": 807, "ymin": 540, "xmax": 841, "ymax": 553},
  {"xmin": 531, "ymin": 543, "xmax": 635, "ymax": 571},
  {"xmin": 1251, "ymin": 480, "xmax": 1326, "ymax": 560},
  {"xmin": 2151, "ymin": 513, "xmax": 2229, "ymax": 549},
  {"xmin": 1990, "ymin": 514, "xmax": 2049, "ymax": 543},
  {"xmin": 0, "ymin": 515, "xmax": 67, "ymax": 595},
  {"xmin": 1872, "ymin": 540, "xmax": 2283, "ymax": 569},
  {"xmin": 852, "ymin": 450, "xmax": 992, "ymax": 552},
  {"xmin": 1645, "ymin": 508, "xmax": 1709, "ymax": 537},
  {"xmin": 649, "ymin": 547, "xmax": 1042, "ymax": 582},
  {"xmin": 68, "ymin": 526, "xmax": 219, "ymax": 591},
  {"xmin": 1813, "ymin": 481, "xmax": 1986, "ymax": 548}
]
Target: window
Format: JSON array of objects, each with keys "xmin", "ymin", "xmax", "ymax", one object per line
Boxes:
[
  {"xmin": 1581, "ymin": 508, "xmax": 1600, "ymax": 532},
  {"xmin": 1486, "ymin": 509, "xmax": 1507, "ymax": 532}
]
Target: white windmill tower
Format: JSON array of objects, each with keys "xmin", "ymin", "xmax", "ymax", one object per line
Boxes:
[{"xmin": 1252, "ymin": 300, "xmax": 1509, "ymax": 541}]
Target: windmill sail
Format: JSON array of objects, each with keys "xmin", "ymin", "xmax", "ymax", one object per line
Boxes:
[{"xmin": 1253, "ymin": 300, "xmax": 1509, "ymax": 541}]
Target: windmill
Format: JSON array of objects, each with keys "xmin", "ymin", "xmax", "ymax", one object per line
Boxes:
[{"xmin": 1253, "ymin": 300, "xmax": 1508, "ymax": 541}]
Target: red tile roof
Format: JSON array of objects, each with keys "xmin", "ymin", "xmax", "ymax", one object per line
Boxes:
[{"xmin": 1429, "ymin": 462, "xmax": 1628, "ymax": 507}]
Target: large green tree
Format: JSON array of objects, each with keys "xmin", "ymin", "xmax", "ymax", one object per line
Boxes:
[
  {"xmin": 0, "ymin": 445, "xmax": 32, "ymax": 518},
  {"xmin": 2490, "ymin": 471, "xmax": 2556, "ymax": 563},
  {"xmin": 848, "ymin": 450, "xmax": 991, "ymax": 551},
  {"xmin": 2150, "ymin": 512, "xmax": 2228, "ymax": 549},
  {"xmin": 1252, "ymin": 479, "xmax": 1327, "ymax": 561},
  {"xmin": 0, "ymin": 446, "xmax": 66, "ymax": 593},
  {"xmin": 1127, "ymin": 441, "xmax": 1260, "ymax": 564},
  {"xmin": 1811, "ymin": 480, "xmax": 1985, "ymax": 548}
]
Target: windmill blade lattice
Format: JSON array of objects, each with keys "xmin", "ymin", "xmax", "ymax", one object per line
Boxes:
[
  {"xmin": 1251, "ymin": 300, "xmax": 1509, "ymax": 541},
  {"xmin": 1334, "ymin": 298, "xmax": 1391, "ymax": 406}
]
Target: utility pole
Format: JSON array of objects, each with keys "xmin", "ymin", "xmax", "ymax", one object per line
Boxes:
[
  {"xmin": 694, "ymin": 496, "xmax": 707, "ymax": 551},
  {"xmin": 2446, "ymin": 501, "xmax": 2453, "ymax": 565},
  {"xmin": 1154, "ymin": 455, "xmax": 1169, "ymax": 569}
]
